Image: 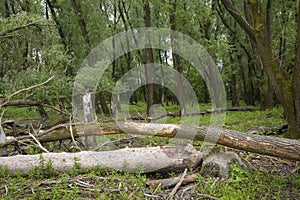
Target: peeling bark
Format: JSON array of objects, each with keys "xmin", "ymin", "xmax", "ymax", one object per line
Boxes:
[{"xmin": 0, "ymin": 144, "xmax": 202, "ymax": 175}]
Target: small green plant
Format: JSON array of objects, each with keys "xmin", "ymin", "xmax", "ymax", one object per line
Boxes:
[{"xmin": 69, "ymin": 157, "xmax": 82, "ymax": 175}]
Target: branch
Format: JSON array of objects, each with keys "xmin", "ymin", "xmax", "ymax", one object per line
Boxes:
[
  {"xmin": 167, "ymin": 168, "xmax": 188, "ymax": 199},
  {"xmin": 220, "ymin": 0, "xmax": 256, "ymax": 41},
  {"xmin": 28, "ymin": 124, "xmax": 49, "ymax": 153},
  {"xmin": 0, "ymin": 19, "xmax": 45, "ymax": 37},
  {"xmin": 0, "ymin": 110, "xmax": 6, "ymax": 143},
  {"xmin": 0, "ymin": 76, "xmax": 55, "ymax": 108},
  {"xmin": 8, "ymin": 76, "xmax": 54, "ymax": 100}
]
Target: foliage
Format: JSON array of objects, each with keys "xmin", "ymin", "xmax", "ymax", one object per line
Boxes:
[{"xmin": 0, "ymin": 0, "xmax": 299, "ymax": 198}]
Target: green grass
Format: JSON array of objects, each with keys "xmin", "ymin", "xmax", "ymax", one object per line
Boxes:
[
  {"xmin": 195, "ymin": 163, "xmax": 299, "ymax": 200},
  {"xmin": 165, "ymin": 106, "xmax": 286, "ymax": 133},
  {"xmin": 0, "ymin": 162, "xmax": 298, "ymax": 199}
]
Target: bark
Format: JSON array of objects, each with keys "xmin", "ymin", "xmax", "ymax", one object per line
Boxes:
[
  {"xmin": 3, "ymin": 122, "xmax": 300, "ymax": 161},
  {"xmin": 250, "ymin": 1, "xmax": 299, "ymax": 138},
  {"xmin": 170, "ymin": 0, "xmax": 185, "ymax": 115},
  {"xmin": 4, "ymin": 0, "xmax": 10, "ymax": 18},
  {"xmin": 221, "ymin": 0, "xmax": 255, "ymax": 40},
  {"xmin": 70, "ymin": 0, "xmax": 90, "ymax": 50},
  {"xmin": 46, "ymin": 0, "xmax": 67, "ymax": 47},
  {"xmin": 292, "ymin": 0, "xmax": 300, "ymax": 137},
  {"xmin": 0, "ymin": 144, "xmax": 201, "ymax": 175},
  {"xmin": 143, "ymin": 0, "xmax": 156, "ymax": 116},
  {"xmin": 221, "ymin": 0, "xmax": 300, "ymax": 138},
  {"xmin": 0, "ymin": 118, "xmax": 6, "ymax": 143},
  {"xmin": 98, "ymin": 92, "xmax": 110, "ymax": 115},
  {"xmin": 82, "ymin": 93, "xmax": 96, "ymax": 122}
]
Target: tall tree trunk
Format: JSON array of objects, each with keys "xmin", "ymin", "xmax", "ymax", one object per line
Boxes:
[
  {"xmin": 292, "ymin": 0, "xmax": 300, "ymax": 137},
  {"xmin": 4, "ymin": 0, "xmax": 10, "ymax": 18},
  {"xmin": 221, "ymin": 0, "xmax": 300, "ymax": 138},
  {"xmin": 170, "ymin": 0, "xmax": 185, "ymax": 116},
  {"xmin": 98, "ymin": 92, "xmax": 110, "ymax": 115},
  {"xmin": 250, "ymin": 1, "xmax": 300, "ymax": 138},
  {"xmin": 143, "ymin": 0, "xmax": 155, "ymax": 116},
  {"xmin": 46, "ymin": 0, "xmax": 67, "ymax": 48},
  {"xmin": 158, "ymin": 49, "xmax": 165, "ymax": 106}
]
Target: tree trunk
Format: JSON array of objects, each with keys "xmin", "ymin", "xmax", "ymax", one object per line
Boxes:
[
  {"xmin": 4, "ymin": 122, "xmax": 300, "ymax": 161},
  {"xmin": 0, "ymin": 144, "xmax": 201, "ymax": 175},
  {"xmin": 98, "ymin": 92, "xmax": 110, "ymax": 115},
  {"xmin": 46, "ymin": 0, "xmax": 67, "ymax": 47},
  {"xmin": 170, "ymin": 0, "xmax": 185, "ymax": 116},
  {"xmin": 82, "ymin": 93, "xmax": 96, "ymax": 122},
  {"xmin": 250, "ymin": 1, "xmax": 300, "ymax": 138},
  {"xmin": 221, "ymin": 0, "xmax": 300, "ymax": 138},
  {"xmin": 143, "ymin": 0, "xmax": 155, "ymax": 117}
]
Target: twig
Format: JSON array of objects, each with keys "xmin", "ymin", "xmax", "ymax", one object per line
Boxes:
[
  {"xmin": 198, "ymin": 194, "xmax": 220, "ymax": 200},
  {"xmin": 7, "ymin": 76, "xmax": 54, "ymax": 99},
  {"xmin": 167, "ymin": 168, "xmax": 188, "ymax": 200},
  {"xmin": 29, "ymin": 124, "xmax": 49, "ymax": 153},
  {"xmin": 69, "ymin": 116, "xmax": 81, "ymax": 150},
  {"xmin": 152, "ymin": 183, "xmax": 162, "ymax": 196},
  {"xmin": 41, "ymin": 103, "xmax": 69, "ymax": 116},
  {"xmin": 144, "ymin": 193, "xmax": 160, "ymax": 198},
  {"xmin": 0, "ymin": 110, "xmax": 6, "ymax": 143},
  {"xmin": 180, "ymin": 184, "xmax": 196, "ymax": 199}
]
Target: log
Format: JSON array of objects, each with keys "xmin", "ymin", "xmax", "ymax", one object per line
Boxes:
[
  {"xmin": 2, "ymin": 122, "xmax": 300, "ymax": 161},
  {"xmin": 0, "ymin": 144, "xmax": 202, "ymax": 175},
  {"xmin": 118, "ymin": 122, "xmax": 300, "ymax": 161},
  {"xmin": 129, "ymin": 107, "xmax": 258, "ymax": 121}
]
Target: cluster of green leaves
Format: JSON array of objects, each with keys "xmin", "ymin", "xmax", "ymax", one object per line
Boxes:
[{"xmin": 0, "ymin": 10, "xmax": 74, "ymax": 106}]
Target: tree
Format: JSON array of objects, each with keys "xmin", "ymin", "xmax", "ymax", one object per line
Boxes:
[{"xmin": 220, "ymin": 0, "xmax": 300, "ymax": 138}]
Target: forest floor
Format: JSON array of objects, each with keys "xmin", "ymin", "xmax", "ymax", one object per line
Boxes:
[{"xmin": 0, "ymin": 104, "xmax": 299, "ymax": 199}]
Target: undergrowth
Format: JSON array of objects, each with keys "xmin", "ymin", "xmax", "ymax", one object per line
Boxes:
[{"xmin": 0, "ymin": 104, "xmax": 299, "ymax": 199}]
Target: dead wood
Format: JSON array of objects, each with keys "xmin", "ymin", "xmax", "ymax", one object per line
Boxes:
[
  {"xmin": 200, "ymin": 151, "xmax": 247, "ymax": 177},
  {"xmin": 129, "ymin": 107, "xmax": 258, "ymax": 121},
  {"xmin": 146, "ymin": 173, "xmax": 199, "ymax": 187},
  {"xmin": 249, "ymin": 124, "xmax": 288, "ymax": 135},
  {"xmin": 0, "ymin": 144, "xmax": 202, "ymax": 175},
  {"xmin": 2, "ymin": 122, "xmax": 300, "ymax": 161}
]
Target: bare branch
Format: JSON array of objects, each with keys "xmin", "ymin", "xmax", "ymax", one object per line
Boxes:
[
  {"xmin": 0, "ymin": 110, "xmax": 6, "ymax": 143},
  {"xmin": 29, "ymin": 124, "xmax": 49, "ymax": 153},
  {"xmin": 8, "ymin": 76, "xmax": 54, "ymax": 100},
  {"xmin": 69, "ymin": 116, "xmax": 81, "ymax": 150},
  {"xmin": 167, "ymin": 168, "xmax": 188, "ymax": 199}
]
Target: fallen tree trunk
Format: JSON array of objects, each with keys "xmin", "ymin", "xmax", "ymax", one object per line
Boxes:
[
  {"xmin": 3, "ymin": 122, "xmax": 300, "ymax": 161},
  {"xmin": 0, "ymin": 144, "xmax": 202, "ymax": 175},
  {"xmin": 129, "ymin": 107, "xmax": 258, "ymax": 121}
]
